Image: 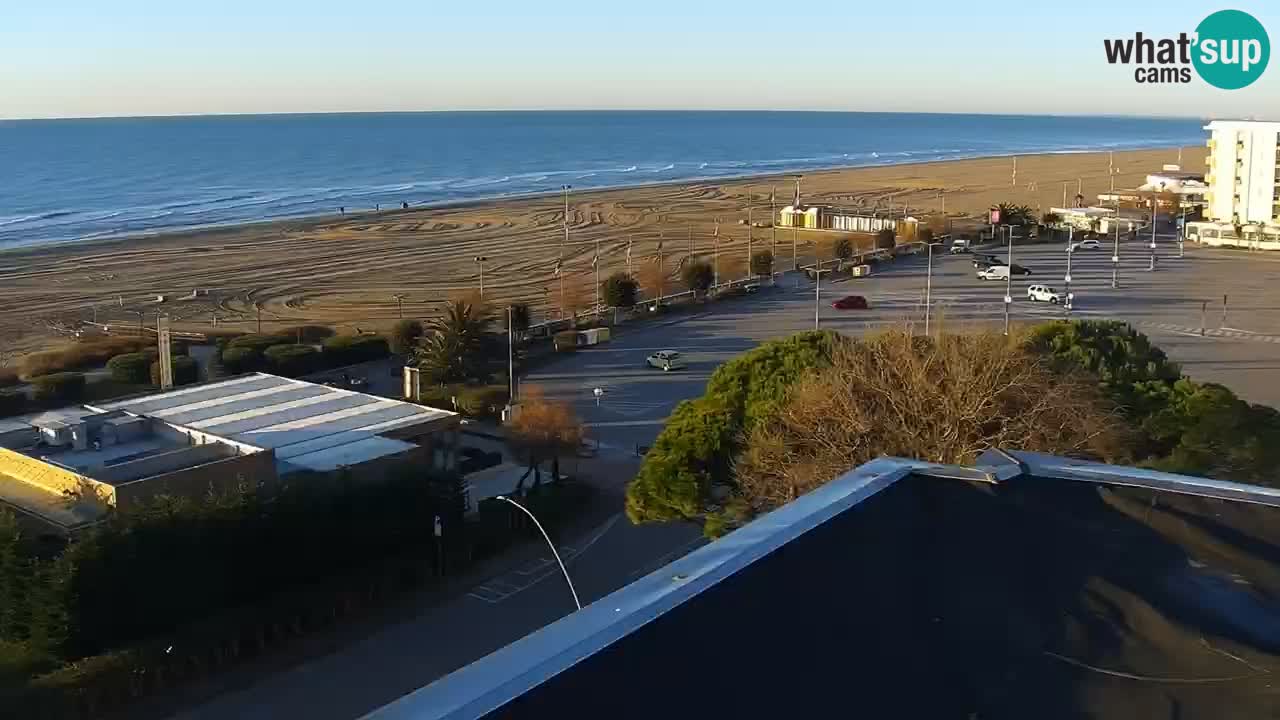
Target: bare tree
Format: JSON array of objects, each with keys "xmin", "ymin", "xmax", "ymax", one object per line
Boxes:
[
  {"xmin": 506, "ymin": 386, "xmax": 584, "ymax": 493},
  {"xmin": 732, "ymin": 327, "xmax": 1128, "ymax": 519}
]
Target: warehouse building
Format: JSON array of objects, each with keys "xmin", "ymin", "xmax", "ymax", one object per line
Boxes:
[{"xmin": 0, "ymin": 373, "xmax": 459, "ymax": 536}]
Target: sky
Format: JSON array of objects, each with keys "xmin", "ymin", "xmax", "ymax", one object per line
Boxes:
[{"xmin": 3, "ymin": 0, "xmax": 1278, "ymax": 120}]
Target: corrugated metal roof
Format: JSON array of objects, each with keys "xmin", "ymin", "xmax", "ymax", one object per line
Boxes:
[{"xmin": 99, "ymin": 373, "xmax": 455, "ymax": 473}]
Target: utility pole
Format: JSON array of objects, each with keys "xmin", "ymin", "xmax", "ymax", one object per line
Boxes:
[
  {"xmin": 770, "ymin": 185, "xmax": 777, "ymax": 281},
  {"xmin": 1179, "ymin": 204, "xmax": 1186, "ymax": 258},
  {"xmin": 256, "ymin": 304, "xmax": 262, "ymax": 334},
  {"xmin": 593, "ymin": 239, "xmax": 600, "ymax": 314},
  {"xmin": 393, "ymin": 294, "xmax": 406, "ymax": 319},
  {"xmin": 656, "ymin": 234, "xmax": 664, "ymax": 307},
  {"xmin": 1004, "ymin": 226, "xmax": 1014, "ymax": 336},
  {"xmin": 561, "ymin": 184, "xmax": 572, "ymax": 255},
  {"xmin": 746, "ymin": 185, "xmax": 753, "ymax": 277},
  {"xmin": 1148, "ymin": 194, "xmax": 1158, "ymax": 271},
  {"xmin": 1065, "ymin": 227, "xmax": 1074, "ymax": 313},
  {"xmin": 713, "ymin": 217, "xmax": 720, "ymax": 289}
]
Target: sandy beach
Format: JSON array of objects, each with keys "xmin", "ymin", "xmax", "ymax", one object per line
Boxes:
[{"xmin": 0, "ymin": 146, "xmax": 1203, "ymax": 355}]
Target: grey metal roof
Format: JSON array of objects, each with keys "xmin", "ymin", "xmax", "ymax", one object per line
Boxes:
[
  {"xmin": 98, "ymin": 373, "xmax": 455, "ymax": 472},
  {"xmin": 360, "ymin": 452, "xmax": 1280, "ymax": 720}
]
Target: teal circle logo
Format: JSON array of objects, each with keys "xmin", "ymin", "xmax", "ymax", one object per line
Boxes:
[{"xmin": 1193, "ymin": 10, "xmax": 1270, "ymax": 89}]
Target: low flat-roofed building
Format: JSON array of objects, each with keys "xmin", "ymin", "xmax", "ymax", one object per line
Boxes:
[
  {"xmin": 0, "ymin": 373, "xmax": 459, "ymax": 535},
  {"xmin": 365, "ymin": 451, "xmax": 1280, "ymax": 720}
]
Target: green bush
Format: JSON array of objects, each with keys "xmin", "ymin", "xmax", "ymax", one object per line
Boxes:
[
  {"xmin": 148, "ymin": 356, "xmax": 199, "ymax": 386},
  {"xmin": 601, "ymin": 273, "xmax": 639, "ymax": 308},
  {"xmin": 833, "ymin": 237, "xmax": 853, "ymax": 260},
  {"xmin": 220, "ymin": 347, "xmax": 263, "ymax": 375},
  {"xmin": 680, "ymin": 261, "xmax": 714, "ymax": 295},
  {"xmin": 875, "ymin": 228, "xmax": 895, "ymax": 250},
  {"xmin": 454, "ymin": 385, "xmax": 509, "ymax": 418},
  {"xmin": 18, "ymin": 338, "xmax": 149, "ymax": 380},
  {"xmin": 263, "ymin": 344, "xmax": 321, "ymax": 377},
  {"xmin": 389, "ymin": 320, "xmax": 424, "ymax": 355},
  {"xmin": 226, "ymin": 334, "xmax": 291, "ymax": 354},
  {"xmin": 322, "ymin": 335, "xmax": 389, "ymax": 366},
  {"xmin": 106, "ymin": 353, "xmax": 152, "ymax": 385},
  {"xmin": 29, "ymin": 373, "xmax": 86, "ymax": 404},
  {"xmin": 626, "ymin": 330, "xmax": 844, "ymax": 526}
]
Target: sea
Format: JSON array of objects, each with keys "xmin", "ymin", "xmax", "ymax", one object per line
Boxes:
[{"xmin": 0, "ymin": 111, "xmax": 1206, "ymax": 249}]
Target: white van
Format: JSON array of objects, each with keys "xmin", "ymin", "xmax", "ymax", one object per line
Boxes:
[
  {"xmin": 950, "ymin": 238, "xmax": 971, "ymax": 254},
  {"xmin": 976, "ymin": 265, "xmax": 1010, "ymax": 281}
]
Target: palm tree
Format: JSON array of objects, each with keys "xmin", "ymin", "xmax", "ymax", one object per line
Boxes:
[{"xmin": 416, "ymin": 299, "xmax": 497, "ymax": 384}]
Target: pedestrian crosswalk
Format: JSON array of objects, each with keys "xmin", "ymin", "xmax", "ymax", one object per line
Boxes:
[{"xmin": 1137, "ymin": 322, "xmax": 1280, "ymax": 343}]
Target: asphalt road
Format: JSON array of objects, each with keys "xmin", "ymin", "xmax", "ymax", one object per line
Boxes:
[
  {"xmin": 531, "ymin": 237, "xmax": 1280, "ymax": 452},
  {"xmin": 168, "ymin": 237, "xmax": 1280, "ymax": 720}
]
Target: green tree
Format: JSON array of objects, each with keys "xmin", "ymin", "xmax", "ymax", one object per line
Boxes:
[
  {"xmin": 321, "ymin": 334, "xmax": 390, "ymax": 366},
  {"xmin": 106, "ymin": 353, "xmax": 151, "ymax": 384},
  {"xmin": 389, "ymin": 319, "xmax": 424, "ymax": 355},
  {"xmin": 600, "ymin": 272, "xmax": 639, "ymax": 308},
  {"xmin": 681, "ymin": 260, "xmax": 714, "ymax": 296},
  {"xmin": 506, "ymin": 386, "xmax": 583, "ymax": 493},
  {"xmin": 416, "ymin": 300, "xmax": 497, "ymax": 384},
  {"xmin": 996, "ymin": 203, "xmax": 1036, "ymax": 226},
  {"xmin": 626, "ymin": 331, "xmax": 844, "ymax": 527},
  {"xmin": 750, "ymin": 250, "xmax": 774, "ymax": 277},
  {"xmin": 833, "ymin": 237, "xmax": 853, "ymax": 261},
  {"xmin": 875, "ymin": 228, "xmax": 896, "ymax": 250}
]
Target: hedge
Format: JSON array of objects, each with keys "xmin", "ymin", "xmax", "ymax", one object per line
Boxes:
[
  {"xmin": 322, "ymin": 335, "xmax": 390, "ymax": 366},
  {"xmin": 17, "ymin": 338, "xmax": 150, "ymax": 380},
  {"xmin": 149, "ymin": 356, "xmax": 199, "ymax": 386},
  {"xmin": 220, "ymin": 347, "xmax": 264, "ymax": 375},
  {"xmin": 279, "ymin": 325, "xmax": 335, "ymax": 344},
  {"xmin": 30, "ymin": 373, "xmax": 87, "ymax": 404},
  {"xmin": 105, "ymin": 353, "xmax": 151, "ymax": 385},
  {"xmin": 225, "ymin": 334, "xmax": 292, "ymax": 354},
  {"xmin": 263, "ymin": 344, "xmax": 321, "ymax": 378}
]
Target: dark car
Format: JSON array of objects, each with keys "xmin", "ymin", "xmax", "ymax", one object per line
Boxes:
[
  {"xmin": 972, "ymin": 255, "xmax": 1005, "ymax": 269},
  {"xmin": 1009, "ymin": 264, "xmax": 1033, "ymax": 276},
  {"xmin": 832, "ymin": 295, "xmax": 870, "ymax": 310}
]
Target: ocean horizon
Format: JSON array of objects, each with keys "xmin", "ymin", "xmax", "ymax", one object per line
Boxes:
[{"xmin": 0, "ymin": 111, "xmax": 1206, "ymax": 249}]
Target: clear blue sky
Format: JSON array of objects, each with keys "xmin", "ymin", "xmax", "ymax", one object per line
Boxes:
[{"xmin": 3, "ymin": 0, "xmax": 1278, "ymax": 119}]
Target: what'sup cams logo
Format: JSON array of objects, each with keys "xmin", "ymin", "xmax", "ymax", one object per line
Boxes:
[{"xmin": 1104, "ymin": 9, "xmax": 1269, "ymax": 89}]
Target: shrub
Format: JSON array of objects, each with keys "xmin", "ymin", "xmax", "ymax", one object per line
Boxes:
[
  {"xmin": 263, "ymin": 344, "xmax": 321, "ymax": 377},
  {"xmin": 750, "ymin": 250, "xmax": 774, "ymax": 277},
  {"xmin": 601, "ymin": 272, "xmax": 639, "ymax": 308},
  {"xmin": 106, "ymin": 353, "xmax": 152, "ymax": 385},
  {"xmin": 322, "ymin": 334, "xmax": 390, "ymax": 366},
  {"xmin": 220, "ymin": 347, "xmax": 263, "ymax": 375},
  {"xmin": 30, "ymin": 373, "xmax": 86, "ymax": 404},
  {"xmin": 680, "ymin": 261, "xmax": 714, "ymax": 295},
  {"xmin": 875, "ymin": 228, "xmax": 896, "ymax": 250},
  {"xmin": 389, "ymin": 320, "xmax": 424, "ymax": 355},
  {"xmin": 455, "ymin": 385, "xmax": 509, "ymax": 418},
  {"xmin": 0, "ymin": 368, "xmax": 18, "ymax": 389},
  {"xmin": 833, "ymin": 237, "xmax": 853, "ymax": 260},
  {"xmin": 226, "ymin": 334, "xmax": 291, "ymax": 354},
  {"xmin": 278, "ymin": 325, "xmax": 335, "ymax": 344},
  {"xmin": 149, "ymin": 356, "xmax": 199, "ymax": 386},
  {"xmin": 17, "ymin": 338, "xmax": 149, "ymax": 379}
]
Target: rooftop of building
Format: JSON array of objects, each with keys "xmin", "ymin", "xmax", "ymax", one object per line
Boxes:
[
  {"xmin": 1205, "ymin": 119, "xmax": 1280, "ymax": 132},
  {"xmin": 94, "ymin": 373, "xmax": 457, "ymax": 474},
  {"xmin": 365, "ymin": 451, "xmax": 1280, "ymax": 720}
]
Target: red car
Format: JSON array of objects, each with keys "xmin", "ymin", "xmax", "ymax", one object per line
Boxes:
[{"xmin": 832, "ymin": 295, "xmax": 869, "ymax": 310}]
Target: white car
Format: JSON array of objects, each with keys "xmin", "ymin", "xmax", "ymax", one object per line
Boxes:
[
  {"xmin": 1027, "ymin": 285, "xmax": 1066, "ymax": 304},
  {"xmin": 976, "ymin": 265, "xmax": 1010, "ymax": 281},
  {"xmin": 646, "ymin": 350, "xmax": 686, "ymax": 371},
  {"xmin": 1069, "ymin": 239, "xmax": 1101, "ymax": 252}
]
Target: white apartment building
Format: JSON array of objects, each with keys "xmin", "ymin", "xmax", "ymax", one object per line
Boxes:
[{"xmin": 1186, "ymin": 120, "xmax": 1280, "ymax": 249}]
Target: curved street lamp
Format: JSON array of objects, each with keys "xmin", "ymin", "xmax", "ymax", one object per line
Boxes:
[{"xmin": 495, "ymin": 495, "xmax": 582, "ymax": 611}]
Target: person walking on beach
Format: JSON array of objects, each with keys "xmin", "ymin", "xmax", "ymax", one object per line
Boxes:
[
  {"xmin": 402, "ymin": 201, "xmax": 409, "ymax": 210},
  {"xmin": 340, "ymin": 206, "xmax": 345, "ymax": 215}
]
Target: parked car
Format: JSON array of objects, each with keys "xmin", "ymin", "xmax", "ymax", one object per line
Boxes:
[
  {"xmin": 1026, "ymin": 285, "xmax": 1066, "ymax": 304},
  {"xmin": 832, "ymin": 295, "xmax": 870, "ymax": 310},
  {"xmin": 646, "ymin": 350, "xmax": 686, "ymax": 371},
  {"xmin": 976, "ymin": 265, "xmax": 1009, "ymax": 281},
  {"xmin": 1069, "ymin": 238, "xmax": 1101, "ymax": 252}
]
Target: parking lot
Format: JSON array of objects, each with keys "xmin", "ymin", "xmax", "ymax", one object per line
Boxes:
[{"xmin": 526, "ymin": 237, "xmax": 1280, "ymax": 452}]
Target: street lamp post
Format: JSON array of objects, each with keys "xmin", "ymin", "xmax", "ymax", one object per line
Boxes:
[
  {"xmin": 1065, "ymin": 228, "xmax": 1074, "ymax": 314},
  {"xmin": 495, "ymin": 496, "xmax": 581, "ymax": 611},
  {"xmin": 593, "ymin": 238, "xmax": 600, "ymax": 315},
  {"xmin": 713, "ymin": 217, "xmax": 721, "ymax": 290},
  {"xmin": 392, "ymin": 294, "xmax": 406, "ymax": 319},
  {"xmin": 561, "ymin": 185, "xmax": 572, "ymax": 253},
  {"xmin": 1148, "ymin": 197, "xmax": 1158, "ymax": 271},
  {"xmin": 474, "ymin": 256, "xmax": 488, "ymax": 299},
  {"xmin": 814, "ymin": 267, "xmax": 823, "ymax": 330},
  {"xmin": 1111, "ymin": 177, "xmax": 1121, "ymax": 289},
  {"xmin": 1004, "ymin": 226, "xmax": 1014, "ymax": 336},
  {"xmin": 924, "ymin": 241, "xmax": 943, "ymax": 336},
  {"xmin": 746, "ymin": 186, "xmax": 753, "ymax": 278}
]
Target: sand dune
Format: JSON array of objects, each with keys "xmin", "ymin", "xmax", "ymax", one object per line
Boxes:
[{"xmin": 0, "ymin": 146, "xmax": 1202, "ymax": 354}]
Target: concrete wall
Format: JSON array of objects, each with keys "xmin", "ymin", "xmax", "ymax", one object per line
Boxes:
[{"xmin": 112, "ymin": 449, "xmax": 276, "ymax": 511}]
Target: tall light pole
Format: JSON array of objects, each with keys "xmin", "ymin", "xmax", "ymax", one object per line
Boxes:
[
  {"xmin": 713, "ymin": 217, "xmax": 721, "ymax": 289},
  {"xmin": 593, "ymin": 238, "xmax": 600, "ymax": 314},
  {"xmin": 392, "ymin": 294, "xmax": 406, "ymax": 319},
  {"xmin": 688, "ymin": 225, "xmax": 694, "ymax": 262},
  {"xmin": 656, "ymin": 234, "xmax": 665, "ymax": 307},
  {"xmin": 1148, "ymin": 194, "xmax": 1158, "ymax": 271},
  {"xmin": 792, "ymin": 175, "xmax": 801, "ymax": 272},
  {"xmin": 1003, "ymin": 227, "xmax": 1014, "ymax": 337},
  {"xmin": 474, "ymin": 256, "xmax": 488, "ymax": 299},
  {"xmin": 814, "ymin": 267, "xmax": 825, "ymax": 330},
  {"xmin": 495, "ymin": 496, "xmax": 581, "ymax": 611},
  {"xmin": 561, "ymin": 184, "xmax": 572, "ymax": 253},
  {"xmin": 1064, "ymin": 227, "xmax": 1074, "ymax": 313},
  {"xmin": 506, "ymin": 305, "xmax": 516, "ymax": 403},
  {"xmin": 746, "ymin": 185, "xmax": 753, "ymax": 277},
  {"xmin": 770, "ymin": 185, "xmax": 777, "ymax": 282},
  {"xmin": 924, "ymin": 241, "xmax": 943, "ymax": 336},
  {"xmin": 1111, "ymin": 176, "xmax": 1120, "ymax": 289}
]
